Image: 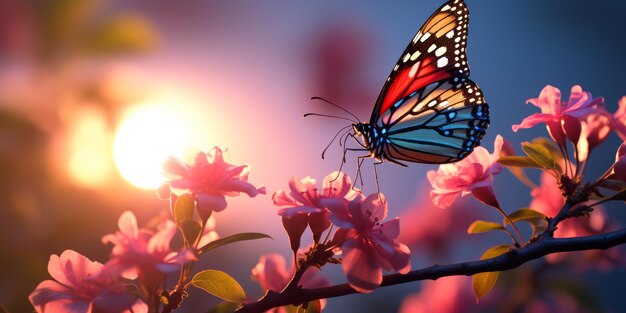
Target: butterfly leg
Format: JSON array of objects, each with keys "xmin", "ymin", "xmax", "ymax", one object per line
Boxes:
[
  {"xmin": 373, "ymin": 161, "xmax": 385, "ymax": 202},
  {"xmin": 354, "ymin": 154, "xmax": 370, "ymax": 192}
]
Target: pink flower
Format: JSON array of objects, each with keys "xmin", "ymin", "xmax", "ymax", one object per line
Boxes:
[
  {"xmin": 582, "ymin": 110, "xmax": 611, "ymax": 151},
  {"xmin": 101, "ymin": 211, "xmax": 196, "ymax": 289},
  {"xmin": 428, "ymin": 135, "xmax": 504, "ymax": 209},
  {"xmin": 398, "ymin": 186, "xmax": 479, "ymax": 258},
  {"xmin": 161, "ymin": 147, "xmax": 266, "ymax": 218},
  {"xmin": 512, "ymin": 85, "xmax": 603, "ymax": 145},
  {"xmin": 610, "ymin": 96, "xmax": 626, "ymax": 140},
  {"xmin": 608, "ymin": 141, "xmax": 626, "ymax": 182},
  {"xmin": 322, "ymin": 194, "xmax": 411, "ymax": 293},
  {"xmin": 273, "ymin": 172, "xmax": 355, "ymax": 217},
  {"xmin": 530, "ymin": 172, "xmax": 623, "ymax": 269},
  {"xmin": 273, "ymin": 172, "xmax": 356, "ymax": 244},
  {"xmin": 530, "ymin": 172, "xmax": 565, "ymax": 217},
  {"xmin": 251, "ymin": 253, "xmax": 329, "ymax": 312},
  {"xmin": 399, "ymin": 276, "xmax": 479, "ymax": 313},
  {"xmin": 29, "ymin": 250, "xmax": 146, "ymax": 313}
]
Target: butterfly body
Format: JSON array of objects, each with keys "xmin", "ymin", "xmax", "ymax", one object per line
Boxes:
[{"xmin": 348, "ymin": 0, "xmax": 489, "ymax": 166}]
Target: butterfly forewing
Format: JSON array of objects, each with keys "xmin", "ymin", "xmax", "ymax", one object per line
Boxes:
[{"xmin": 371, "ymin": 0, "xmax": 471, "ymax": 123}]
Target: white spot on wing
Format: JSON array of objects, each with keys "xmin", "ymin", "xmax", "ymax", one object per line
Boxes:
[
  {"xmin": 413, "ymin": 31, "xmax": 422, "ymax": 43},
  {"xmin": 403, "ymin": 53, "xmax": 411, "ymax": 63},
  {"xmin": 437, "ymin": 57, "xmax": 448, "ymax": 68},
  {"xmin": 435, "ymin": 46, "xmax": 447, "ymax": 57},
  {"xmin": 410, "ymin": 50, "xmax": 421, "ymax": 61},
  {"xmin": 441, "ymin": 4, "xmax": 451, "ymax": 11},
  {"xmin": 408, "ymin": 61, "xmax": 420, "ymax": 78},
  {"xmin": 420, "ymin": 32, "xmax": 431, "ymax": 42},
  {"xmin": 428, "ymin": 44, "xmax": 436, "ymax": 53},
  {"xmin": 446, "ymin": 30, "xmax": 454, "ymax": 38}
]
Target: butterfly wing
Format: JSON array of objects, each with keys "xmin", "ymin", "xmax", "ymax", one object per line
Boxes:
[
  {"xmin": 371, "ymin": 0, "xmax": 471, "ymax": 123},
  {"xmin": 377, "ymin": 77, "xmax": 489, "ymax": 164}
]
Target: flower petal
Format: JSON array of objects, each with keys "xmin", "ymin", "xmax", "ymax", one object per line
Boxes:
[
  {"xmin": 147, "ymin": 220, "xmax": 176, "ymax": 254},
  {"xmin": 342, "ymin": 238, "xmax": 382, "ymax": 293},
  {"xmin": 322, "ymin": 171, "xmax": 352, "ymax": 198},
  {"xmin": 430, "ymin": 189, "xmax": 461, "ymax": 209},
  {"xmin": 321, "ymin": 198, "xmax": 355, "ymax": 229},
  {"xmin": 512, "ymin": 113, "xmax": 555, "ymax": 132},
  {"xmin": 272, "ymin": 190, "xmax": 298, "ymax": 207},
  {"xmin": 361, "ymin": 194, "xmax": 388, "ymax": 223},
  {"xmin": 251, "ymin": 254, "xmax": 290, "ymax": 292},
  {"xmin": 197, "ymin": 193, "xmax": 227, "ymax": 213}
]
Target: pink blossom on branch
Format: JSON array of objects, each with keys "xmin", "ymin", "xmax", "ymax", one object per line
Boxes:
[
  {"xmin": 610, "ymin": 96, "xmax": 626, "ymax": 140},
  {"xmin": 399, "ymin": 276, "xmax": 479, "ymax": 313},
  {"xmin": 273, "ymin": 172, "xmax": 355, "ymax": 217},
  {"xmin": 160, "ymin": 147, "xmax": 266, "ymax": 218},
  {"xmin": 608, "ymin": 141, "xmax": 626, "ymax": 182},
  {"xmin": 251, "ymin": 253, "xmax": 329, "ymax": 312},
  {"xmin": 427, "ymin": 135, "xmax": 504, "ymax": 209},
  {"xmin": 273, "ymin": 172, "xmax": 356, "ymax": 243},
  {"xmin": 101, "ymin": 211, "xmax": 196, "ymax": 290},
  {"xmin": 29, "ymin": 250, "xmax": 146, "ymax": 313},
  {"xmin": 530, "ymin": 171, "xmax": 622, "ymax": 269},
  {"xmin": 512, "ymin": 85, "xmax": 604, "ymax": 145},
  {"xmin": 582, "ymin": 109, "xmax": 611, "ymax": 151},
  {"xmin": 322, "ymin": 194, "xmax": 411, "ymax": 293}
]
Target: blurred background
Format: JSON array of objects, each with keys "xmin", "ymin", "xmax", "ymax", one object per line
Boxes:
[{"xmin": 2, "ymin": 0, "xmax": 626, "ymax": 312}]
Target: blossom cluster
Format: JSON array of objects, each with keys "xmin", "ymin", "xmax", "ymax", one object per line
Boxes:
[{"xmin": 272, "ymin": 172, "xmax": 411, "ymax": 293}]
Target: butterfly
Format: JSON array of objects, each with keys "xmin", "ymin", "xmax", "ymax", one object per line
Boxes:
[{"xmin": 349, "ymin": 0, "xmax": 489, "ymax": 167}]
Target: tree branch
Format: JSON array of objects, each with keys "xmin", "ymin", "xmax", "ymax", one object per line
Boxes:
[{"xmin": 236, "ymin": 227, "xmax": 626, "ymax": 313}]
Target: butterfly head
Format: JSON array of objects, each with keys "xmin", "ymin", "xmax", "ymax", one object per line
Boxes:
[{"xmin": 352, "ymin": 122, "xmax": 377, "ymax": 151}]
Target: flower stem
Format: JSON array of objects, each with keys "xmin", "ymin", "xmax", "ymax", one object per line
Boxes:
[{"xmin": 494, "ymin": 205, "xmax": 524, "ymax": 247}]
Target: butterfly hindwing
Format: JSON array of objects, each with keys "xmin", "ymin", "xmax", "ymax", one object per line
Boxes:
[
  {"xmin": 371, "ymin": 0, "xmax": 471, "ymax": 123},
  {"xmin": 378, "ymin": 77, "xmax": 488, "ymax": 164}
]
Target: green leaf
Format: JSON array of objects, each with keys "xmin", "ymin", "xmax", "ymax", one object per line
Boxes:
[
  {"xmin": 497, "ymin": 156, "xmax": 542, "ymax": 168},
  {"xmin": 467, "ymin": 220, "xmax": 505, "ymax": 234},
  {"xmin": 498, "ymin": 157, "xmax": 537, "ymax": 188},
  {"xmin": 480, "ymin": 244, "xmax": 513, "ymax": 260},
  {"xmin": 472, "ymin": 271, "xmax": 500, "ymax": 301},
  {"xmin": 297, "ymin": 300, "xmax": 322, "ymax": 313},
  {"xmin": 181, "ymin": 219, "xmax": 202, "ymax": 246},
  {"xmin": 521, "ymin": 142, "xmax": 561, "ymax": 173},
  {"xmin": 206, "ymin": 301, "xmax": 239, "ymax": 313},
  {"xmin": 472, "ymin": 244, "xmax": 513, "ymax": 301},
  {"xmin": 191, "ymin": 270, "xmax": 246, "ymax": 303},
  {"xmin": 284, "ymin": 305, "xmax": 300, "ymax": 313},
  {"xmin": 503, "ymin": 208, "xmax": 546, "ymax": 225},
  {"xmin": 504, "ymin": 208, "xmax": 548, "ymax": 237},
  {"xmin": 173, "ymin": 194, "xmax": 195, "ymax": 227},
  {"xmin": 531, "ymin": 137, "xmax": 563, "ymax": 163},
  {"xmin": 199, "ymin": 233, "xmax": 272, "ymax": 255}
]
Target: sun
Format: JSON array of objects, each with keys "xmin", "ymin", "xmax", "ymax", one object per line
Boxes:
[{"xmin": 113, "ymin": 103, "xmax": 189, "ymax": 189}]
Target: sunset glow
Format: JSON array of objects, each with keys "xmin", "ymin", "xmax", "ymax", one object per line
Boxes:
[{"xmin": 113, "ymin": 103, "xmax": 190, "ymax": 189}]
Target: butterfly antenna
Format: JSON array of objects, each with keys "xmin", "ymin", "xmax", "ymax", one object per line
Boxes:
[
  {"xmin": 338, "ymin": 127, "xmax": 353, "ymax": 147},
  {"xmin": 303, "ymin": 113, "xmax": 356, "ymax": 123},
  {"xmin": 321, "ymin": 125, "xmax": 352, "ymax": 159},
  {"xmin": 331, "ymin": 142, "xmax": 350, "ymax": 183},
  {"xmin": 311, "ymin": 96, "xmax": 361, "ymax": 123}
]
